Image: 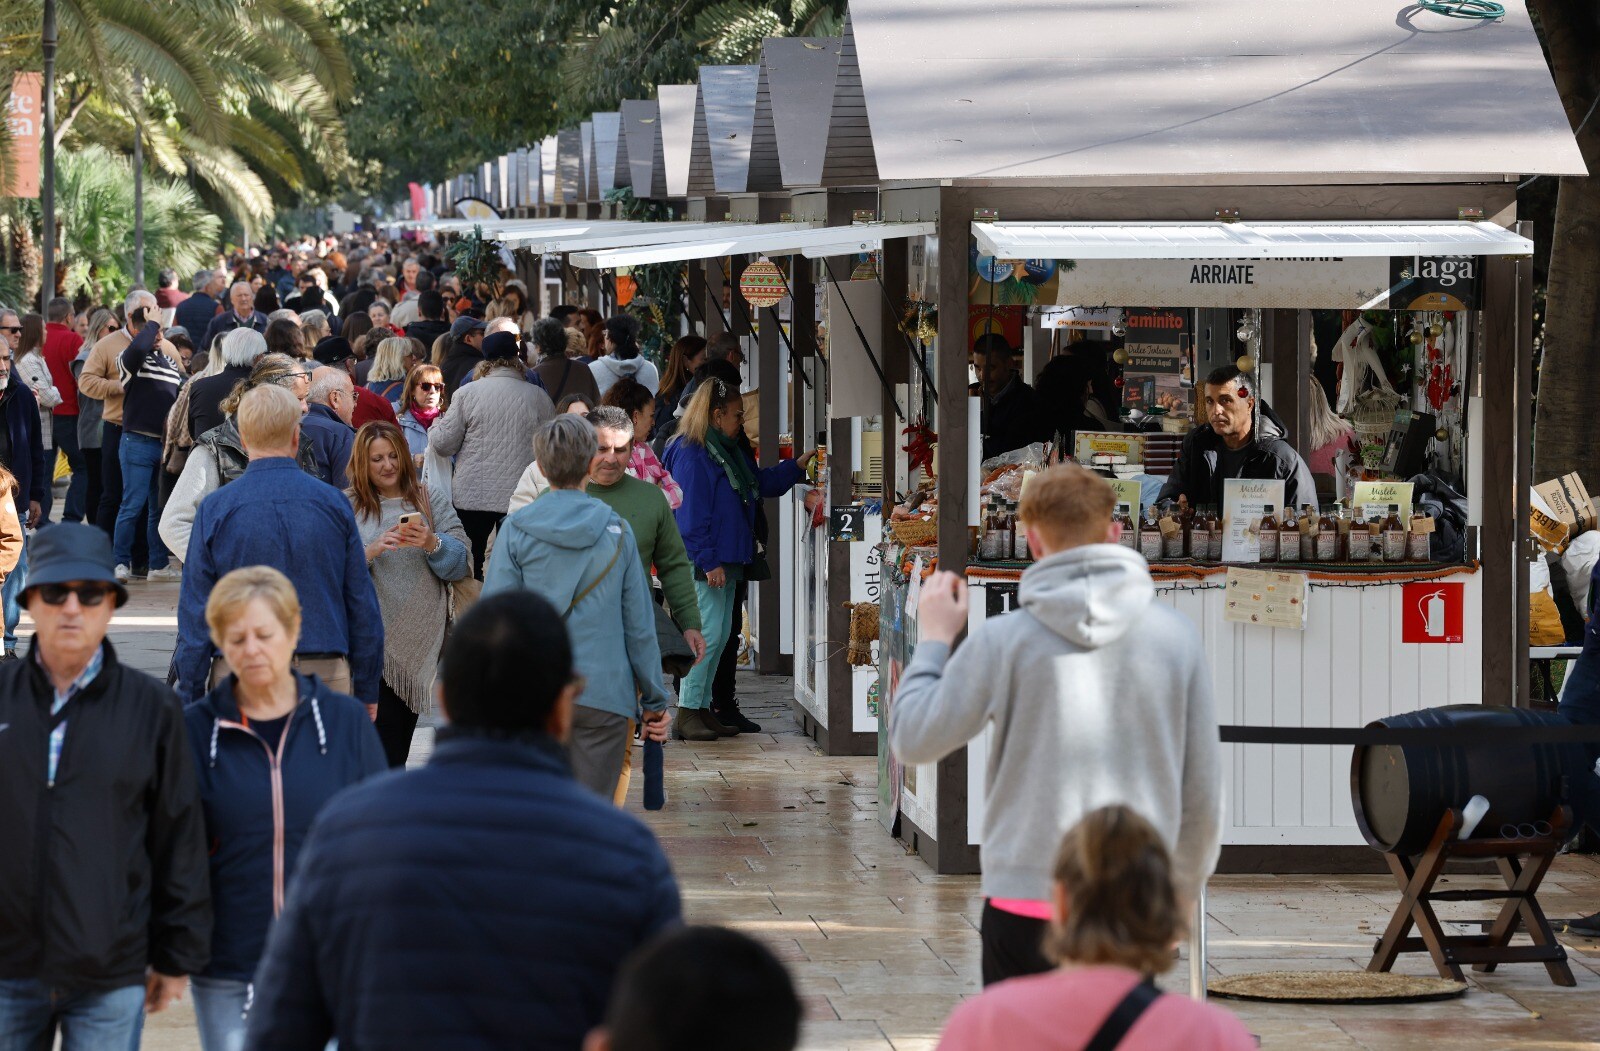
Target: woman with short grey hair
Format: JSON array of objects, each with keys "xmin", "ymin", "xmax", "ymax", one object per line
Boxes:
[{"xmin": 484, "ymin": 415, "xmax": 672, "ymax": 799}]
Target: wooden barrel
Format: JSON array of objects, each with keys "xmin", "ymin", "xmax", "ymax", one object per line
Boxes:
[{"xmin": 1350, "ymin": 705, "xmax": 1587, "ymax": 855}]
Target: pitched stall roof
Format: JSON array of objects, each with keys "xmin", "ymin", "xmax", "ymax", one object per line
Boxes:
[
  {"xmin": 753, "ymin": 37, "xmax": 840, "ymax": 189},
  {"xmin": 848, "ymin": 0, "xmax": 1587, "ymax": 181},
  {"xmin": 687, "ymin": 65, "xmax": 760, "ymax": 195},
  {"xmin": 658, "ymin": 85, "xmax": 699, "ymax": 198},
  {"xmin": 592, "ymin": 112, "xmax": 627, "ymax": 193},
  {"xmin": 622, "ymin": 99, "xmax": 668, "ymax": 199},
  {"xmin": 820, "ymin": 16, "xmax": 876, "ymax": 185},
  {"xmin": 557, "ymin": 127, "xmax": 583, "ymax": 204}
]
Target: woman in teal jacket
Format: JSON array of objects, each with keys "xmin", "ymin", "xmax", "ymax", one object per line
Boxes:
[{"xmin": 483, "ymin": 415, "xmax": 671, "ymax": 798}]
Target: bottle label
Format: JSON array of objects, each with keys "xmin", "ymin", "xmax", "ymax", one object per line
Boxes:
[
  {"xmin": 1139, "ymin": 532, "xmax": 1163, "ymax": 561},
  {"xmin": 1258, "ymin": 528, "xmax": 1279, "ymax": 562},
  {"xmin": 1348, "ymin": 531, "xmax": 1368, "ymax": 561},
  {"xmin": 1407, "ymin": 532, "xmax": 1429, "ymax": 561},
  {"xmin": 1383, "ymin": 530, "xmax": 1406, "ymax": 561},
  {"xmin": 1207, "ymin": 531, "xmax": 1223, "ymax": 561},
  {"xmin": 1162, "ymin": 531, "xmax": 1184, "ymax": 559},
  {"xmin": 1316, "ymin": 532, "xmax": 1336, "ymax": 560}
]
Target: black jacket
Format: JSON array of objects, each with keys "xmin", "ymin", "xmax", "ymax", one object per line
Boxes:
[
  {"xmin": 440, "ymin": 342, "xmax": 483, "ymax": 397},
  {"xmin": 977, "ymin": 377, "xmax": 1050, "ymax": 461},
  {"xmin": 174, "ymin": 293, "xmax": 222, "ymax": 342},
  {"xmin": 404, "ymin": 318, "xmax": 451, "ymax": 356},
  {"xmin": 0, "ymin": 640, "xmax": 211, "ymax": 989},
  {"xmin": 1156, "ymin": 412, "xmax": 1317, "ymax": 512},
  {"xmin": 187, "ymin": 364, "xmax": 255, "ymax": 440}
]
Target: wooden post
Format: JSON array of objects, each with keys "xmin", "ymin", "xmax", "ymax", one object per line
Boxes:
[
  {"xmin": 704, "ymin": 258, "xmax": 726, "ymax": 340},
  {"xmin": 880, "ymin": 238, "xmax": 910, "ymax": 508},
  {"xmin": 1482, "ymin": 251, "xmax": 1529, "ymax": 706},
  {"xmin": 1265, "ymin": 308, "xmax": 1310, "ymax": 455},
  {"xmin": 757, "ymin": 293, "xmax": 783, "ymax": 675},
  {"xmin": 687, "ymin": 261, "xmax": 707, "ymax": 338}
]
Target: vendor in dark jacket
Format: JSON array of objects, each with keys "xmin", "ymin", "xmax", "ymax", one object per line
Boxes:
[
  {"xmin": 244, "ymin": 589, "xmax": 682, "ymax": 1050},
  {"xmin": 972, "ymin": 334, "xmax": 1050, "ymax": 460},
  {"xmin": 0, "ymin": 524, "xmax": 210, "ymax": 1045},
  {"xmin": 1156, "ymin": 365, "xmax": 1317, "ymax": 512},
  {"xmin": 200, "ymin": 282, "xmax": 270, "ymax": 355},
  {"xmin": 184, "ymin": 566, "xmax": 385, "ymax": 1051}
]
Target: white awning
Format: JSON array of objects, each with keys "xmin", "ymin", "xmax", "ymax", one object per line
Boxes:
[
  {"xmin": 527, "ymin": 221, "xmax": 813, "ymax": 257},
  {"xmin": 499, "ymin": 221, "xmax": 652, "ymax": 250},
  {"xmin": 972, "ymin": 221, "xmax": 1533, "ymax": 261},
  {"xmin": 423, "ymin": 217, "xmax": 597, "ymax": 237},
  {"xmin": 572, "ymin": 221, "xmax": 933, "ymax": 269}
]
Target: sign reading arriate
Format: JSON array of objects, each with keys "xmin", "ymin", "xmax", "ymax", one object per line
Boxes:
[
  {"xmin": 1402, "ymin": 582, "xmax": 1463, "ymax": 644},
  {"xmin": 1045, "ymin": 255, "xmax": 1481, "ymax": 310}
]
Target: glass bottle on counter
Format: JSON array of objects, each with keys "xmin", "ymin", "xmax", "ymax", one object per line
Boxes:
[
  {"xmin": 979, "ymin": 497, "xmax": 1002, "ymax": 561},
  {"xmin": 1179, "ymin": 500, "xmax": 1196, "ymax": 559},
  {"xmin": 1278, "ymin": 505, "xmax": 1297, "ymax": 562},
  {"xmin": 1298, "ymin": 503, "xmax": 1317, "ymax": 562},
  {"xmin": 1139, "ymin": 507, "xmax": 1164, "ymax": 562},
  {"xmin": 1116, "ymin": 504, "xmax": 1137, "ymax": 550},
  {"xmin": 1161, "ymin": 501, "xmax": 1185, "ymax": 560},
  {"xmin": 1316, "ymin": 505, "xmax": 1338, "ymax": 562},
  {"xmin": 999, "ymin": 501, "xmax": 1016, "ymax": 560},
  {"xmin": 1258, "ymin": 504, "xmax": 1279, "ymax": 563},
  {"xmin": 1189, "ymin": 505, "xmax": 1212, "ymax": 563},
  {"xmin": 1408, "ymin": 512, "xmax": 1431, "ymax": 562},
  {"xmin": 1348, "ymin": 507, "xmax": 1370, "ymax": 562},
  {"xmin": 1015, "ymin": 504, "xmax": 1031, "ymax": 561},
  {"xmin": 1206, "ymin": 505, "xmax": 1224, "ymax": 561},
  {"xmin": 1381, "ymin": 504, "xmax": 1406, "ymax": 563}
]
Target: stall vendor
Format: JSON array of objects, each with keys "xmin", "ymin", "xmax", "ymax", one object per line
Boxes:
[
  {"xmin": 1157, "ymin": 365, "xmax": 1316, "ymax": 511},
  {"xmin": 972, "ymin": 335, "xmax": 1049, "ymax": 460}
]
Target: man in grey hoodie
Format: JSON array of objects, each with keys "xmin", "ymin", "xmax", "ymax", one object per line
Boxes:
[{"xmin": 890, "ymin": 462, "xmax": 1223, "ymax": 986}]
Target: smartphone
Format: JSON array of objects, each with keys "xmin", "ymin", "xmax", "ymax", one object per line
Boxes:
[{"xmin": 397, "ymin": 512, "xmax": 421, "ymax": 528}]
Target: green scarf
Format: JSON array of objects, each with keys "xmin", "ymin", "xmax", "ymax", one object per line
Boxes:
[{"xmin": 705, "ymin": 428, "xmax": 759, "ymax": 504}]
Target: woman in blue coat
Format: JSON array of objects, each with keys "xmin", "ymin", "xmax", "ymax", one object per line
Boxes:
[
  {"xmin": 182, "ymin": 566, "xmax": 386, "ymax": 1051},
  {"xmin": 663, "ymin": 378, "xmax": 813, "ymax": 740}
]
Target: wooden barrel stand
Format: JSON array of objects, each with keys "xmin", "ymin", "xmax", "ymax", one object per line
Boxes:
[{"xmin": 1367, "ymin": 806, "xmax": 1575, "ymax": 987}]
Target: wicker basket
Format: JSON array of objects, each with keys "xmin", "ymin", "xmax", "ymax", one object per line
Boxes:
[
  {"xmin": 1349, "ymin": 389, "xmax": 1402, "ymax": 469},
  {"xmin": 890, "ymin": 519, "xmax": 938, "ymax": 546},
  {"xmin": 847, "ymin": 602, "xmax": 881, "ymax": 666}
]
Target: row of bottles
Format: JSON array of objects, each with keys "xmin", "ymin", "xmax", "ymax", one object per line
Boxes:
[
  {"xmin": 1111, "ymin": 500, "xmax": 1433, "ymax": 564},
  {"xmin": 978, "ymin": 496, "xmax": 1031, "ymax": 561}
]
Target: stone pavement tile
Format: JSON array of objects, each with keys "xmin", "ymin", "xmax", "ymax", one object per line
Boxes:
[
  {"xmin": 655, "ymin": 834, "xmax": 771, "ymax": 857},
  {"xmin": 798, "ymin": 1019, "xmax": 895, "ymax": 1050}
]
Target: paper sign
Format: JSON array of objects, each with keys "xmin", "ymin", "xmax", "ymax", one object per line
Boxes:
[
  {"xmin": 1074, "ymin": 431, "xmax": 1144, "ymax": 466},
  {"xmin": 1353, "ymin": 481, "xmax": 1414, "ymax": 523},
  {"xmin": 905, "ymin": 556, "xmax": 924, "ymax": 619},
  {"xmin": 1108, "ymin": 479, "xmax": 1142, "ymax": 524},
  {"xmin": 1221, "ymin": 479, "xmax": 1285, "ymax": 563},
  {"xmin": 1224, "ymin": 567, "xmax": 1308, "ymax": 630},
  {"xmin": 830, "ymin": 503, "xmax": 865, "ymax": 542}
]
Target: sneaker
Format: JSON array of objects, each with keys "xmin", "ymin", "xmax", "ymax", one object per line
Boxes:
[
  {"xmin": 114, "ymin": 564, "xmax": 131, "ymax": 584},
  {"xmin": 701, "ymin": 708, "xmax": 741, "ymax": 737},
  {"xmin": 1566, "ymin": 911, "xmax": 1600, "ymax": 938},
  {"xmin": 673, "ymin": 707, "xmax": 721, "ymax": 742},
  {"xmin": 147, "ymin": 566, "xmax": 181, "ymax": 582}
]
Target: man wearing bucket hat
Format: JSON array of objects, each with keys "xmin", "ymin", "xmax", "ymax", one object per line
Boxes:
[{"xmin": 0, "ymin": 524, "xmax": 210, "ymax": 1045}]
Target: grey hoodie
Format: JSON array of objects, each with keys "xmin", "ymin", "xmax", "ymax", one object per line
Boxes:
[
  {"xmin": 889, "ymin": 543, "xmax": 1223, "ymax": 902},
  {"xmin": 588, "ymin": 355, "xmax": 660, "ymax": 399}
]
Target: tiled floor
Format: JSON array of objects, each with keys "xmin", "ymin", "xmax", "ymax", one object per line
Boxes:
[{"xmin": 48, "ymin": 583, "xmax": 1600, "ymax": 1049}]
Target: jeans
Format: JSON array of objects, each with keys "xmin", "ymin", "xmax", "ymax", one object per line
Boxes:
[
  {"xmin": 53, "ymin": 416, "xmax": 85, "ymax": 523},
  {"xmin": 0, "ymin": 978, "xmax": 144, "ymax": 1051},
  {"xmin": 113, "ymin": 433, "xmax": 168, "ymax": 571},
  {"xmin": 2, "ymin": 538, "xmax": 25, "ymax": 652},
  {"xmin": 190, "ymin": 976, "xmax": 249, "ymax": 1051},
  {"xmin": 679, "ymin": 566, "xmax": 742, "ymax": 710},
  {"xmin": 1558, "ymin": 642, "xmax": 1600, "ymax": 836}
]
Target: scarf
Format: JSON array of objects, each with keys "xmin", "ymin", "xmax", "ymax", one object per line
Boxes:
[
  {"xmin": 705, "ymin": 428, "xmax": 758, "ymax": 504},
  {"xmin": 410, "ymin": 405, "xmax": 441, "ymax": 429}
]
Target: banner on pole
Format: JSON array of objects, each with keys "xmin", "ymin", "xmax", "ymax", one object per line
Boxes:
[{"xmin": 6, "ymin": 73, "xmax": 42, "ymax": 198}]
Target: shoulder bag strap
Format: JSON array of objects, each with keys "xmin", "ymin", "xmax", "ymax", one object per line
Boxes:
[
  {"xmin": 1082, "ymin": 980, "xmax": 1162, "ymax": 1051},
  {"xmin": 563, "ymin": 535, "xmax": 624, "ymax": 620},
  {"xmin": 553, "ymin": 358, "xmax": 575, "ymax": 400}
]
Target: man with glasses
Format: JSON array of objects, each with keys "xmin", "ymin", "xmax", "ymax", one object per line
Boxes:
[
  {"xmin": 0, "ymin": 524, "xmax": 210, "ymax": 1046},
  {"xmin": 0, "ymin": 317, "xmax": 46, "ymax": 660},
  {"xmin": 303, "ymin": 366, "xmax": 357, "ymax": 489}
]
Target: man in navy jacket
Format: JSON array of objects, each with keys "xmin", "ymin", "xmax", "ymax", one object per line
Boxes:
[
  {"xmin": 174, "ymin": 384, "xmax": 381, "ymax": 707},
  {"xmin": 245, "ymin": 590, "xmax": 682, "ymax": 1050},
  {"xmin": 200, "ymin": 282, "xmax": 270, "ymax": 355}
]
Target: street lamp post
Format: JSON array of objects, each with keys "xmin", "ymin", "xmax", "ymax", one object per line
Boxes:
[
  {"xmin": 40, "ymin": 0, "xmax": 56, "ymax": 314},
  {"xmin": 133, "ymin": 71, "xmax": 144, "ymax": 286}
]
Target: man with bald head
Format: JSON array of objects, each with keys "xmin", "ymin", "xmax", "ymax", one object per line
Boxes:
[
  {"xmin": 302, "ymin": 365, "xmax": 356, "ymax": 488},
  {"xmin": 200, "ymin": 280, "xmax": 269, "ymax": 355}
]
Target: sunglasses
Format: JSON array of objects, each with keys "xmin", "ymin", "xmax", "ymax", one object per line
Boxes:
[
  {"xmin": 0, "ymin": 326, "xmax": 20, "ymax": 334},
  {"xmin": 36, "ymin": 582, "xmax": 116, "ymax": 607},
  {"xmin": 416, "ymin": 382, "xmax": 443, "ymax": 392}
]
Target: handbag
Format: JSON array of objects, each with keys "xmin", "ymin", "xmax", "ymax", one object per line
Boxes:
[{"xmin": 655, "ymin": 601, "xmax": 696, "ymax": 677}]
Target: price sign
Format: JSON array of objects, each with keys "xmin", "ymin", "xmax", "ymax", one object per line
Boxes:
[{"xmin": 830, "ymin": 504, "xmax": 866, "ymax": 542}]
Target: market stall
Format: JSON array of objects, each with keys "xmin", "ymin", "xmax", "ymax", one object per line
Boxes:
[{"xmin": 850, "ymin": 0, "xmax": 1584, "ymax": 872}]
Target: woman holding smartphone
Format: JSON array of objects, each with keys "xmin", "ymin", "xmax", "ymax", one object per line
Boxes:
[{"xmin": 347, "ymin": 420, "xmax": 471, "ymax": 766}]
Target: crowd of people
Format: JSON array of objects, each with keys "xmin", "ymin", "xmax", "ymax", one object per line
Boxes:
[{"xmin": 0, "ymin": 234, "xmax": 1256, "ymax": 1050}]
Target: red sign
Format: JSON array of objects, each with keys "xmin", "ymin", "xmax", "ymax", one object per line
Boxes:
[
  {"xmin": 6, "ymin": 73, "xmax": 42, "ymax": 198},
  {"xmin": 1402, "ymin": 582, "xmax": 1463, "ymax": 644}
]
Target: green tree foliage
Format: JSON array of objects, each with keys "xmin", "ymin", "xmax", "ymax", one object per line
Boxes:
[
  {"xmin": 54, "ymin": 145, "xmax": 221, "ymax": 302},
  {"xmin": 336, "ymin": 0, "xmax": 844, "ymax": 198}
]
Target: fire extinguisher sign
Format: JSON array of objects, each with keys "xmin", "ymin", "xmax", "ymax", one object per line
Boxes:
[{"xmin": 1402, "ymin": 582, "xmax": 1464, "ymax": 644}]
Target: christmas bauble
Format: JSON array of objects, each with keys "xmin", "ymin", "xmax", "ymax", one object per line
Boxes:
[
  {"xmin": 1111, "ymin": 349, "xmax": 1128, "ymax": 365},
  {"xmin": 1236, "ymin": 355, "xmax": 1255, "ymax": 372}
]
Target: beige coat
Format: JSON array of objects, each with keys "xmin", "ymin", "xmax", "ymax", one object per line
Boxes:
[
  {"xmin": 77, "ymin": 328, "xmax": 180, "ymax": 427},
  {"xmin": 0, "ymin": 482, "xmax": 21, "ymax": 583}
]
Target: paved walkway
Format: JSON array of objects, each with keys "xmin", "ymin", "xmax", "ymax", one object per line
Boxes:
[{"xmin": 36, "ymin": 581, "xmax": 1600, "ymax": 1049}]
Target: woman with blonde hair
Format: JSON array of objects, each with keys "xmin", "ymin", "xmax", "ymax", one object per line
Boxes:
[
  {"xmin": 663, "ymin": 379, "xmax": 812, "ymax": 739},
  {"xmin": 348, "ymin": 420, "xmax": 470, "ymax": 765},
  {"xmin": 937, "ymin": 806, "xmax": 1253, "ymax": 1050},
  {"xmin": 182, "ymin": 566, "xmax": 384, "ymax": 1051},
  {"xmin": 365, "ymin": 335, "xmax": 412, "ymax": 406},
  {"xmin": 396, "ymin": 363, "xmax": 448, "ymax": 459}
]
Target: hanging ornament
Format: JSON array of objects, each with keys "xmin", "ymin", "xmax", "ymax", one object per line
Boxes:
[
  {"xmin": 1236, "ymin": 320, "xmax": 1254, "ymax": 343},
  {"xmin": 1110, "ymin": 312, "xmax": 1127, "ymax": 337},
  {"xmin": 1236, "ymin": 355, "xmax": 1255, "ymax": 372},
  {"xmin": 1113, "ymin": 375, "xmax": 1125, "ymax": 388},
  {"xmin": 1435, "ymin": 427, "xmax": 1450, "ymax": 442},
  {"xmin": 1111, "ymin": 348, "xmax": 1128, "ymax": 366},
  {"xmin": 1408, "ymin": 330, "xmax": 1424, "ymax": 346},
  {"xmin": 739, "ymin": 258, "xmax": 787, "ymax": 308},
  {"xmin": 1428, "ymin": 322, "xmax": 1444, "ymax": 338}
]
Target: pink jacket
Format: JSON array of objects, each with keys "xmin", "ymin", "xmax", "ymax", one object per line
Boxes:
[{"xmin": 628, "ymin": 442, "xmax": 682, "ymax": 510}]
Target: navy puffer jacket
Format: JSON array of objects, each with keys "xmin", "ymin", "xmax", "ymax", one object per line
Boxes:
[{"xmin": 243, "ymin": 732, "xmax": 682, "ymax": 1050}]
